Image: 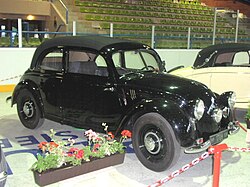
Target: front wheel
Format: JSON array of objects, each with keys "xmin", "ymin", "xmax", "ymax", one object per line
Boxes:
[
  {"xmin": 16, "ymin": 89, "xmax": 44, "ymax": 129},
  {"xmin": 132, "ymin": 113, "xmax": 180, "ymax": 172}
]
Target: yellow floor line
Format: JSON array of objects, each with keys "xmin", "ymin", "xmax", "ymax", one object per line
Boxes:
[{"xmin": 0, "ymin": 84, "xmax": 16, "ymax": 92}]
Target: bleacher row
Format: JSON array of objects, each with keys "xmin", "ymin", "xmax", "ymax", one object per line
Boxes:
[
  {"xmin": 74, "ymin": 0, "xmax": 249, "ymax": 48},
  {"xmin": 0, "ymin": 0, "xmax": 249, "ymax": 48}
]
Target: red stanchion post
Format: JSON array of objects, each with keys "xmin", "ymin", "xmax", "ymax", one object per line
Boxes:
[
  {"xmin": 236, "ymin": 121, "xmax": 247, "ymax": 132},
  {"xmin": 209, "ymin": 144, "xmax": 228, "ymax": 187}
]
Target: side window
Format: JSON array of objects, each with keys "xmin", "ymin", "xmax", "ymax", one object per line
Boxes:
[
  {"xmin": 214, "ymin": 53, "xmax": 233, "ymax": 67},
  {"xmin": 141, "ymin": 52, "xmax": 158, "ymax": 68},
  {"xmin": 112, "ymin": 52, "xmax": 122, "ymax": 67},
  {"xmin": 40, "ymin": 49, "xmax": 63, "ymax": 71},
  {"xmin": 233, "ymin": 51, "xmax": 249, "ymax": 66},
  {"xmin": 124, "ymin": 51, "xmax": 144, "ymax": 69},
  {"xmin": 68, "ymin": 50, "xmax": 108, "ymax": 76}
]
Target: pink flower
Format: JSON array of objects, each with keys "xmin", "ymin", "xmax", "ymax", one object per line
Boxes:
[{"xmin": 85, "ymin": 129, "xmax": 98, "ymax": 140}]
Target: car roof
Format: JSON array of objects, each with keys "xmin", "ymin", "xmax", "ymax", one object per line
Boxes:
[
  {"xmin": 38, "ymin": 35, "xmax": 144, "ymax": 50},
  {"xmin": 30, "ymin": 35, "xmax": 148, "ymax": 68},
  {"xmin": 198, "ymin": 43, "xmax": 250, "ymax": 55},
  {"xmin": 193, "ymin": 43, "xmax": 250, "ymax": 68}
]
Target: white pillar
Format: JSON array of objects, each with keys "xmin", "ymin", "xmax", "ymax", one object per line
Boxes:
[
  {"xmin": 187, "ymin": 27, "xmax": 191, "ymax": 49},
  {"xmin": 212, "ymin": 8, "xmax": 217, "ymax": 45},
  {"xmin": 18, "ymin": 18, "xmax": 22, "ymax": 48},
  {"xmin": 73, "ymin": 21, "xmax": 76, "ymax": 36},
  {"xmin": 110, "ymin": 23, "xmax": 113, "ymax": 37},
  {"xmin": 235, "ymin": 10, "xmax": 239, "ymax": 43},
  {"xmin": 151, "ymin": 25, "xmax": 155, "ymax": 49}
]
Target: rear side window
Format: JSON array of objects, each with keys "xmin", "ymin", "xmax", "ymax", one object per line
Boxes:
[
  {"xmin": 233, "ymin": 51, "xmax": 250, "ymax": 65},
  {"xmin": 68, "ymin": 50, "xmax": 108, "ymax": 76},
  {"xmin": 40, "ymin": 49, "xmax": 63, "ymax": 71}
]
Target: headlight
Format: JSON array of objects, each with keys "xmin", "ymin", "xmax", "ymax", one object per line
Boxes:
[
  {"xmin": 222, "ymin": 107, "xmax": 230, "ymax": 118},
  {"xmin": 228, "ymin": 92, "xmax": 236, "ymax": 109},
  {"xmin": 194, "ymin": 99, "xmax": 205, "ymax": 121},
  {"xmin": 213, "ymin": 108, "xmax": 223, "ymax": 123}
]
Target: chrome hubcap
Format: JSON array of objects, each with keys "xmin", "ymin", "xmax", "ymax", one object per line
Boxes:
[
  {"xmin": 22, "ymin": 101, "xmax": 34, "ymax": 118},
  {"xmin": 144, "ymin": 131, "xmax": 161, "ymax": 154}
]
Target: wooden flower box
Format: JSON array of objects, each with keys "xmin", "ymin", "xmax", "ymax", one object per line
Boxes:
[{"xmin": 33, "ymin": 153, "xmax": 125, "ymax": 186}]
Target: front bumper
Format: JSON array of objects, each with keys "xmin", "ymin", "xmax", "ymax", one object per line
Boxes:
[{"xmin": 185, "ymin": 122, "xmax": 240, "ymax": 154}]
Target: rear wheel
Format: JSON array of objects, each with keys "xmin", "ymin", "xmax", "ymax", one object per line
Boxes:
[
  {"xmin": 16, "ymin": 89, "xmax": 44, "ymax": 129},
  {"xmin": 132, "ymin": 113, "xmax": 180, "ymax": 172}
]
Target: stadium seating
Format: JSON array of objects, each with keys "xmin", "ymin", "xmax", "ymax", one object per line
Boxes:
[{"xmin": 73, "ymin": 0, "xmax": 248, "ymax": 48}]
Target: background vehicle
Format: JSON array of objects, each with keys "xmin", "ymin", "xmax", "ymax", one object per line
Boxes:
[
  {"xmin": 170, "ymin": 43, "xmax": 250, "ymax": 122},
  {"xmin": 11, "ymin": 36, "xmax": 238, "ymax": 172}
]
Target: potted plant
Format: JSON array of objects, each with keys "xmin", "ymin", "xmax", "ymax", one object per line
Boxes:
[
  {"xmin": 30, "ymin": 123, "xmax": 132, "ymax": 186},
  {"xmin": 246, "ymin": 104, "xmax": 250, "ymax": 143}
]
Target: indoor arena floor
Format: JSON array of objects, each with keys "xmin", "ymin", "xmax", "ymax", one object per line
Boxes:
[{"xmin": 0, "ymin": 92, "xmax": 249, "ymax": 187}]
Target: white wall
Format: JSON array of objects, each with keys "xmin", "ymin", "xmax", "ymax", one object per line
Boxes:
[
  {"xmin": 156, "ymin": 49, "xmax": 200, "ymax": 70},
  {"xmin": 0, "ymin": 48, "xmax": 200, "ymax": 85},
  {"xmin": 0, "ymin": 48, "xmax": 36, "ymax": 85}
]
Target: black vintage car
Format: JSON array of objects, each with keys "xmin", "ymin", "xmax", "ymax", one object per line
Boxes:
[{"xmin": 11, "ymin": 36, "xmax": 239, "ymax": 172}]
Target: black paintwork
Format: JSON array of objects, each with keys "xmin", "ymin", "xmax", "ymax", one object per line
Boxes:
[{"xmin": 12, "ymin": 36, "xmax": 235, "ymax": 148}]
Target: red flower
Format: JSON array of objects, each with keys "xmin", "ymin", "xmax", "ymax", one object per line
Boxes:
[
  {"xmin": 38, "ymin": 142, "xmax": 47, "ymax": 149},
  {"xmin": 121, "ymin": 130, "xmax": 132, "ymax": 138},
  {"xmin": 68, "ymin": 148, "xmax": 84, "ymax": 159},
  {"xmin": 69, "ymin": 147, "xmax": 79, "ymax": 153},
  {"xmin": 49, "ymin": 142, "xmax": 59, "ymax": 148},
  {"xmin": 93, "ymin": 143, "xmax": 101, "ymax": 150},
  {"xmin": 38, "ymin": 141, "xmax": 59, "ymax": 152},
  {"xmin": 76, "ymin": 150, "xmax": 84, "ymax": 159},
  {"xmin": 108, "ymin": 132, "xmax": 115, "ymax": 139}
]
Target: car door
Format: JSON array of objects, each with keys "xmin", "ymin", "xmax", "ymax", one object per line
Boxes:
[
  {"xmin": 38, "ymin": 47, "xmax": 64, "ymax": 120},
  {"xmin": 61, "ymin": 49, "xmax": 125, "ymax": 132}
]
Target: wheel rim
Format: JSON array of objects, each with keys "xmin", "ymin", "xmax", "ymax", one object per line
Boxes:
[
  {"xmin": 144, "ymin": 131, "xmax": 162, "ymax": 154},
  {"xmin": 22, "ymin": 100, "xmax": 34, "ymax": 118},
  {"xmin": 139, "ymin": 126, "xmax": 167, "ymax": 162}
]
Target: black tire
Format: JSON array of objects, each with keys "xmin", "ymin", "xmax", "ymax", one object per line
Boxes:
[
  {"xmin": 132, "ymin": 113, "xmax": 180, "ymax": 172},
  {"xmin": 16, "ymin": 89, "xmax": 44, "ymax": 129}
]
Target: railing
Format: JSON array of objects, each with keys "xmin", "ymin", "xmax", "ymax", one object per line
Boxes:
[
  {"xmin": 52, "ymin": 0, "xmax": 69, "ymax": 24},
  {"xmin": 0, "ymin": 20, "xmax": 250, "ymax": 49}
]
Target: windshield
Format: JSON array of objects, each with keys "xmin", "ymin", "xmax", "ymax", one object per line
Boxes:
[{"xmin": 112, "ymin": 50, "xmax": 161, "ymax": 75}]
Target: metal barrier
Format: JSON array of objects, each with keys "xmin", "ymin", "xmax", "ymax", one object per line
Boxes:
[{"xmin": 148, "ymin": 122, "xmax": 249, "ymax": 187}]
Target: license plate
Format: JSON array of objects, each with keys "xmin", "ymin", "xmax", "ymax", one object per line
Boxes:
[{"xmin": 209, "ymin": 129, "xmax": 228, "ymax": 145}]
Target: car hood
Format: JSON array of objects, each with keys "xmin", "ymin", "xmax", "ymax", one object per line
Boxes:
[
  {"xmin": 121, "ymin": 72, "xmax": 216, "ymax": 106},
  {"xmin": 169, "ymin": 66, "xmax": 194, "ymax": 77}
]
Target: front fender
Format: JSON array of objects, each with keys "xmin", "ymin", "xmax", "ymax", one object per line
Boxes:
[
  {"xmin": 12, "ymin": 80, "xmax": 44, "ymax": 116},
  {"xmin": 118, "ymin": 99, "xmax": 196, "ymax": 147}
]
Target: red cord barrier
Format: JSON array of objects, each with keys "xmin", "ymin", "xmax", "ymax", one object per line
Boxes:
[
  {"xmin": 0, "ymin": 75, "xmax": 22, "ymax": 82},
  {"xmin": 148, "ymin": 143, "xmax": 250, "ymax": 187},
  {"xmin": 148, "ymin": 150, "xmax": 213, "ymax": 187}
]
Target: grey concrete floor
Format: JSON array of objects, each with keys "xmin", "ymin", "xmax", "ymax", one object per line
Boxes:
[{"xmin": 0, "ymin": 92, "xmax": 249, "ymax": 187}]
